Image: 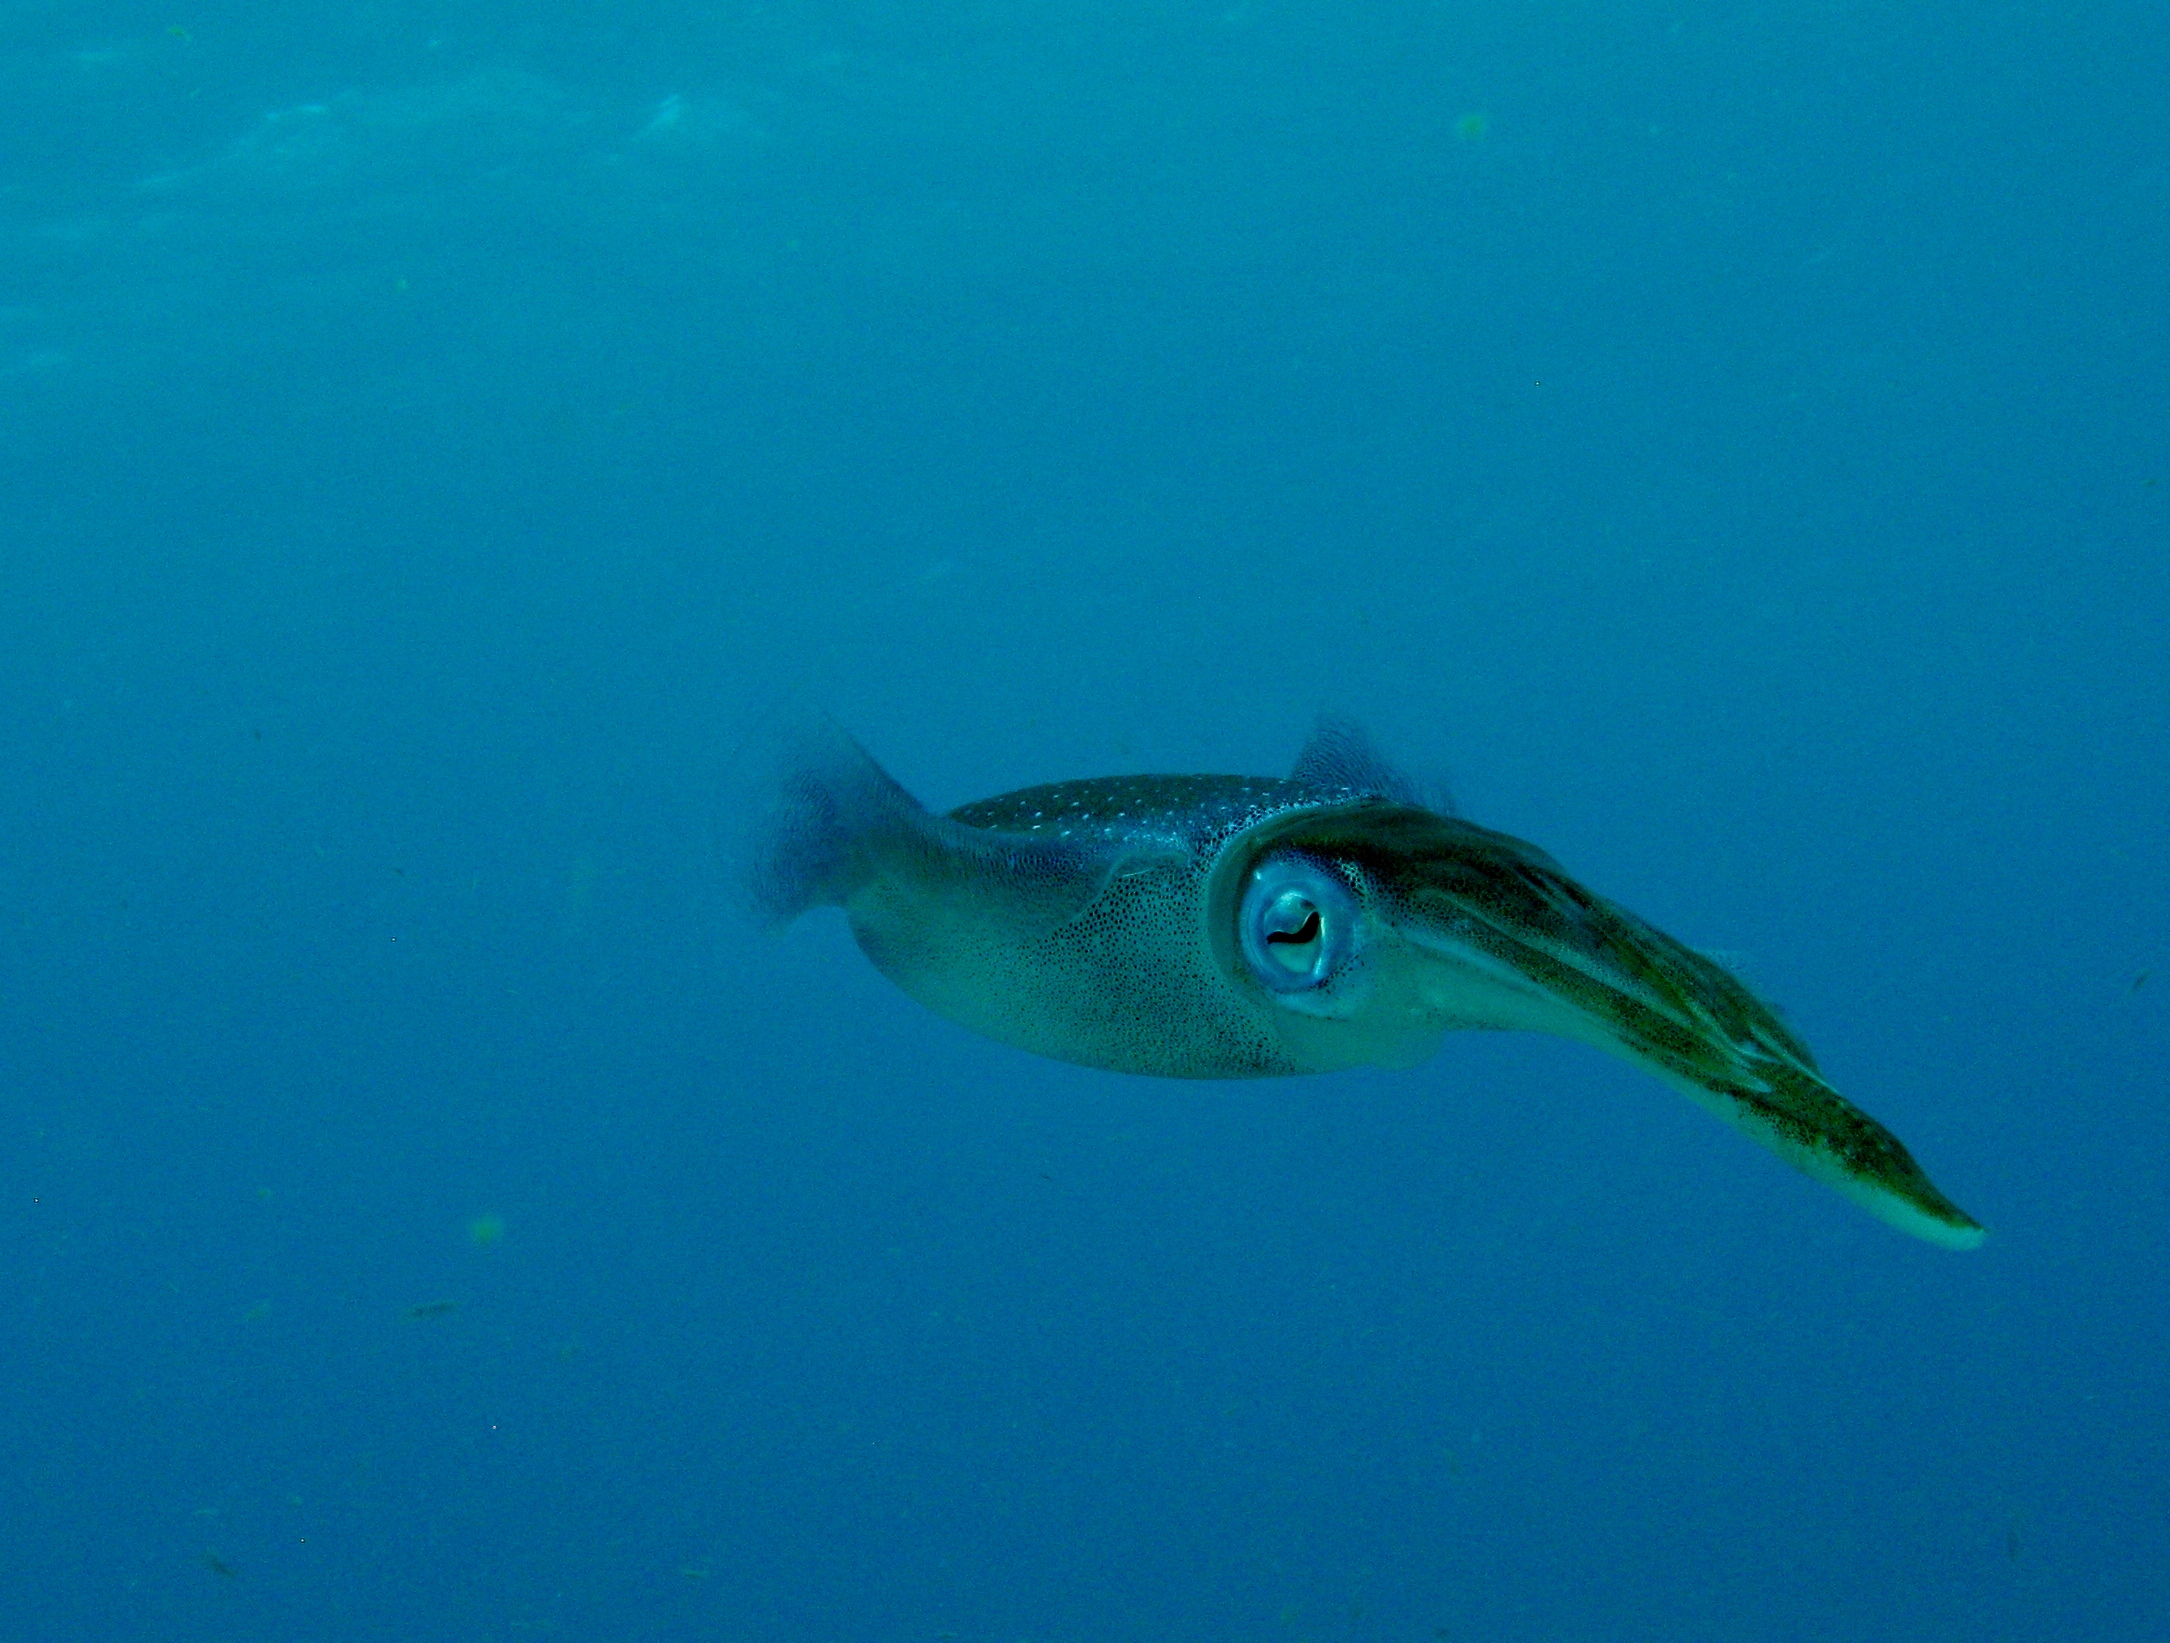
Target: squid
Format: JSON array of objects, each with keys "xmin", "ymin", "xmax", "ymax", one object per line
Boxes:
[{"xmin": 755, "ymin": 720, "xmax": 1981, "ymax": 1248}]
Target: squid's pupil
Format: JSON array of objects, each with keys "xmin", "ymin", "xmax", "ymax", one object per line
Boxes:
[{"xmin": 1265, "ymin": 907, "xmax": 1321, "ymax": 947}]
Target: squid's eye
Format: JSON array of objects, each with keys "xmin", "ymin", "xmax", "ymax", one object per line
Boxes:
[{"xmin": 1238, "ymin": 853, "xmax": 1360, "ymax": 993}]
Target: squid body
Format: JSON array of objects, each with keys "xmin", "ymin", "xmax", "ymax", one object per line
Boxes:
[{"xmin": 755, "ymin": 720, "xmax": 1981, "ymax": 1249}]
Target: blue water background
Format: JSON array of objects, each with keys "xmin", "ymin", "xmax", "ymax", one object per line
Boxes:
[{"xmin": 3, "ymin": 3, "xmax": 2164, "ymax": 1638}]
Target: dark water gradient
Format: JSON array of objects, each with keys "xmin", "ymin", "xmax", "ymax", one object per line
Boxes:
[{"xmin": 1, "ymin": 2, "xmax": 2163, "ymax": 1638}]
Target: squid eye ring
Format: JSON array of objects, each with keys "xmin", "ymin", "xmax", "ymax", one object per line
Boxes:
[{"xmin": 1238, "ymin": 853, "xmax": 1360, "ymax": 993}]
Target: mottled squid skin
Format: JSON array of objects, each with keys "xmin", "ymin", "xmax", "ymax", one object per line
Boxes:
[{"xmin": 756, "ymin": 720, "xmax": 1982, "ymax": 1249}]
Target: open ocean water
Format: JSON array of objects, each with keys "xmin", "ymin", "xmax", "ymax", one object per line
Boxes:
[{"xmin": 2, "ymin": 3, "xmax": 2164, "ymax": 1639}]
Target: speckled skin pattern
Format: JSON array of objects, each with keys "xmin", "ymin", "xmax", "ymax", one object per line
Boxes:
[{"xmin": 854, "ymin": 776, "xmax": 1358, "ymax": 1078}]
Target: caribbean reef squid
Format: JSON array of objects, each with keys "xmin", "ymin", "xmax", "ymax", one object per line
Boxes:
[{"xmin": 755, "ymin": 720, "xmax": 1981, "ymax": 1249}]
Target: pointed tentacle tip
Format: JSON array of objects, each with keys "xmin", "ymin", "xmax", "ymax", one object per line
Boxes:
[
  {"xmin": 1920, "ymin": 1213, "xmax": 1988, "ymax": 1252},
  {"xmin": 1880, "ymin": 1193, "xmax": 1987, "ymax": 1251}
]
